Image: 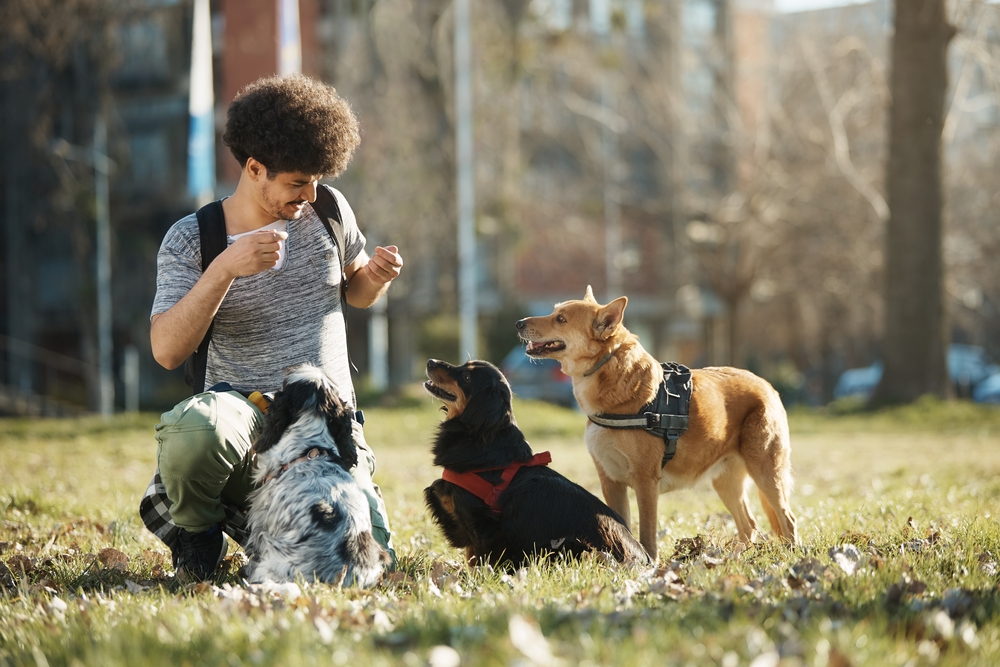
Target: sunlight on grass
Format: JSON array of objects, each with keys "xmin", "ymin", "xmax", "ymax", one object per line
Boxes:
[{"xmin": 1, "ymin": 399, "xmax": 999, "ymax": 665}]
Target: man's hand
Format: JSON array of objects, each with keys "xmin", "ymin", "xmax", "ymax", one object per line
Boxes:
[
  {"xmin": 217, "ymin": 230, "xmax": 288, "ymax": 278},
  {"xmin": 363, "ymin": 245, "xmax": 403, "ymax": 286},
  {"xmin": 344, "ymin": 245, "xmax": 403, "ymax": 308}
]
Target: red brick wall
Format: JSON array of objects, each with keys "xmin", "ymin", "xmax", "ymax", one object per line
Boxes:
[{"xmin": 218, "ymin": 0, "xmax": 321, "ymax": 183}]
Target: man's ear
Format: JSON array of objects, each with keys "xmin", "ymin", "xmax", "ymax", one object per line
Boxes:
[
  {"xmin": 594, "ymin": 296, "xmax": 627, "ymax": 339},
  {"xmin": 246, "ymin": 157, "xmax": 266, "ymax": 182},
  {"xmin": 584, "ymin": 285, "xmax": 598, "ymax": 303}
]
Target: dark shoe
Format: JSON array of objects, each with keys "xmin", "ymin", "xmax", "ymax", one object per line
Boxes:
[{"xmin": 174, "ymin": 525, "xmax": 227, "ymax": 584}]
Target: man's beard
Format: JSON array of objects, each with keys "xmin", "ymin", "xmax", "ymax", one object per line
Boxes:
[{"xmin": 262, "ymin": 187, "xmax": 306, "ymax": 221}]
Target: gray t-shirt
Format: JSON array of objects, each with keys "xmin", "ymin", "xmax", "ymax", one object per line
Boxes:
[{"xmin": 151, "ymin": 186, "xmax": 365, "ymax": 406}]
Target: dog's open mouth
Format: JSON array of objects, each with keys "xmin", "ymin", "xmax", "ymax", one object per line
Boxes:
[
  {"xmin": 525, "ymin": 340, "xmax": 566, "ymax": 356},
  {"xmin": 424, "ymin": 380, "xmax": 457, "ymax": 402}
]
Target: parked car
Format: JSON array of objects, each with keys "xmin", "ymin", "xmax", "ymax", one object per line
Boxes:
[
  {"xmin": 833, "ymin": 344, "xmax": 999, "ymax": 403},
  {"xmin": 500, "ymin": 347, "xmax": 577, "ymax": 408},
  {"xmin": 833, "ymin": 362, "xmax": 883, "ymax": 401},
  {"xmin": 973, "ymin": 373, "xmax": 1000, "ymax": 404}
]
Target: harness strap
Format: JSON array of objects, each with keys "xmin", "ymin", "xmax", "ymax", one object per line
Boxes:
[
  {"xmin": 588, "ymin": 361, "xmax": 693, "ymax": 469},
  {"xmin": 441, "ymin": 452, "xmax": 552, "ymax": 515}
]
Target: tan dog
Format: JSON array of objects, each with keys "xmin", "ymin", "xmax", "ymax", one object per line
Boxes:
[{"xmin": 515, "ymin": 287, "xmax": 798, "ymax": 560}]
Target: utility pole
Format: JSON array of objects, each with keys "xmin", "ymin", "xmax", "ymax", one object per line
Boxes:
[
  {"xmin": 51, "ymin": 117, "xmax": 115, "ymax": 417},
  {"xmin": 592, "ymin": 0, "xmax": 622, "ymax": 301},
  {"xmin": 602, "ymin": 80, "xmax": 622, "ymax": 301},
  {"xmin": 455, "ymin": 0, "xmax": 477, "ymax": 359},
  {"xmin": 94, "ymin": 117, "xmax": 114, "ymax": 418}
]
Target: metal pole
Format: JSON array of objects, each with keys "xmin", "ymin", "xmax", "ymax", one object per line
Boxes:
[
  {"xmin": 602, "ymin": 79, "xmax": 621, "ymax": 301},
  {"xmin": 277, "ymin": 0, "xmax": 302, "ymax": 76},
  {"xmin": 455, "ymin": 0, "xmax": 477, "ymax": 359},
  {"xmin": 95, "ymin": 116, "xmax": 114, "ymax": 417},
  {"xmin": 124, "ymin": 344, "xmax": 139, "ymax": 413},
  {"xmin": 367, "ymin": 237, "xmax": 389, "ymax": 391},
  {"xmin": 369, "ymin": 298, "xmax": 389, "ymax": 391}
]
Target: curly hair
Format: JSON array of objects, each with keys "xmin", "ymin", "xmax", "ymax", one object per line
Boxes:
[{"xmin": 223, "ymin": 74, "xmax": 360, "ymax": 178}]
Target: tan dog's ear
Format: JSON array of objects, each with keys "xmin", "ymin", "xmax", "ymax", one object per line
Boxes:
[
  {"xmin": 594, "ymin": 296, "xmax": 627, "ymax": 339},
  {"xmin": 584, "ymin": 285, "xmax": 598, "ymax": 303}
]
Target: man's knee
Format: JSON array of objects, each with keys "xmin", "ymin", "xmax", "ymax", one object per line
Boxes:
[
  {"xmin": 157, "ymin": 391, "xmax": 261, "ymax": 479},
  {"xmin": 156, "ymin": 393, "xmax": 233, "ymax": 482},
  {"xmin": 157, "ymin": 423, "xmax": 231, "ymax": 482}
]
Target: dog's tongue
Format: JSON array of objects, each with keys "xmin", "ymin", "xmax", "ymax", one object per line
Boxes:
[{"xmin": 526, "ymin": 341, "xmax": 542, "ymax": 352}]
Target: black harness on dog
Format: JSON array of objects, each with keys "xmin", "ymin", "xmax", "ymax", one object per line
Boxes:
[{"xmin": 588, "ymin": 361, "xmax": 693, "ymax": 468}]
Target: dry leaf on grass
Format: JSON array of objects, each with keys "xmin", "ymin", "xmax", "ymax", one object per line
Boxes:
[
  {"xmin": 97, "ymin": 548, "xmax": 129, "ymax": 571},
  {"xmin": 428, "ymin": 645, "xmax": 461, "ymax": 667},
  {"xmin": 0, "ymin": 561, "xmax": 16, "ymax": 592},
  {"xmin": 828, "ymin": 544, "xmax": 862, "ymax": 576},
  {"xmin": 509, "ymin": 614, "xmax": 561, "ymax": 666}
]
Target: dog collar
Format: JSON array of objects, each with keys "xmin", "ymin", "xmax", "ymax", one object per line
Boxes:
[
  {"xmin": 441, "ymin": 452, "xmax": 552, "ymax": 515},
  {"xmin": 263, "ymin": 446, "xmax": 336, "ymax": 485},
  {"xmin": 582, "ymin": 344, "xmax": 622, "ymax": 377}
]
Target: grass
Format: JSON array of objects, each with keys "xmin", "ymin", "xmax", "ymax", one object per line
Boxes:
[{"xmin": 1, "ymin": 395, "xmax": 999, "ymax": 666}]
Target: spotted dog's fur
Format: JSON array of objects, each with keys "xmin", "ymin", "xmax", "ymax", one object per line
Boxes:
[{"xmin": 244, "ymin": 364, "xmax": 389, "ymax": 586}]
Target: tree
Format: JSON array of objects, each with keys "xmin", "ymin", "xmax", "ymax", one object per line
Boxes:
[
  {"xmin": 871, "ymin": 0, "xmax": 955, "ymax": 405},
  {"xmin": 0, "ymin": 0, "xmax": 131, "ymax": 408}
]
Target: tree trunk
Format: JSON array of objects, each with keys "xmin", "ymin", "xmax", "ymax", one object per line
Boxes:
[{"xmin": 871, "ymin": 0, "xmax": 954, "ymax": 406}]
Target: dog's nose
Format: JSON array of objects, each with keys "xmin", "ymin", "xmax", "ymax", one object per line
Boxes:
[
  {"xmin": 427, "ymin": 359, "xmax": 441, "ymax": 369},
  {"xmin": 515, "ymin": 319, "xmax": 527, "ymax": 330}
]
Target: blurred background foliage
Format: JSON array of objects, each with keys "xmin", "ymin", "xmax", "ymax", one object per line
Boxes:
[{"xmin": 1, "ymin": 0, "xmax": 999, "ymax": 414}]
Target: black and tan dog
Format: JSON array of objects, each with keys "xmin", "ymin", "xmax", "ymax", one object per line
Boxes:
[
  {"xmin": 423, "ymin": 359, "xmax": 650, "ymax": 568},
  {"xmin": 516, "ymin": 287, "xmax": 798, "ymax": 561}
]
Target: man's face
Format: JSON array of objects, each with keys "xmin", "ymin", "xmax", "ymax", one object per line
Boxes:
[{"xmin": 256, "ymin": 165, "xmax": 322, "ymax": 221}]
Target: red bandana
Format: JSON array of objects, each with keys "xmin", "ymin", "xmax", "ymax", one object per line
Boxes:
[{"xmin": 441, "ymin": 452, "xmax": 552, "ymax": 515}]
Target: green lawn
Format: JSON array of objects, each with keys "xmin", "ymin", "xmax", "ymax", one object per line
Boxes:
[{"xmin": 1, "ymin": 396, "xmax": 999, "ymax": 666}]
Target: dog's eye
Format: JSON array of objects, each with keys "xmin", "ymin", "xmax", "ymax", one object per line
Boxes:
[
  {"xmin": 556, "ymin": 314, "xmax": 567, "ymax": 323},
  {"xmin": 463, "ymin": 372, "xmax": 472, "ymax": 383}
]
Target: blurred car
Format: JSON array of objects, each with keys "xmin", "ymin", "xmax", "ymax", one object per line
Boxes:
[
  {"xmin": 948, "ymin": 344, "xmax": 998, "ymax": 397},
  {"xmin": 500, "ymin": 347, "xmax": 577, "ymax": 408},
  {"xmin": 833, "ymin": 362, "xmax": 883, "ymax": 401},
  {"xmin": 973, "ymin": 373, "xmax": 1000, "ymax": 404},
  {"xmin": 833, "ymin": 344, "xmax": 999, "ymax": 402}
]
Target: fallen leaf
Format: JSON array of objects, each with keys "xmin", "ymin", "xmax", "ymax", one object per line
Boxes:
[
  {"xmin": 509, "ymin": 615, "xmax": 560, "ymax": 666},
  {"xmin": 885, "ymin": 574, "xmax": 928, "ymax": 606},
  {"xmin": 125, "ymin": 580, "xmax": 148, "ymax": 594},
  {"xmin": 828, "ymin": 646, "xmax": 853, "ymax": 667},
  {"xmin": 6, "ymin": 554, "xmax": 33, "ymax": 576},
  {"xmin": 671, "ymin": 536, "xmax": 706, "ymax": 562},
  {"xmin": 314, "ymin": 616, "xmax": 334, "ymax": 644},
  {"xmin": 97, "ymin": 548, "xmax": 129, "ymax": 571},
  {"xmin": 977, "ymin": 552, "xmax": 997, "ymax": 577},
  {"xmin": 0, "ymin": 561, "xmax": 15, "ymax": 592},
  {"xmin": 828, "ymin": 545, "xmax": 862, "ymax": 576},
  {"xmin": 382, "ymin": 571, "xmax": 415, "ymax": 587},
  {"xmin": 428, "ymin": 645, "xmax": 461, "ymax": 667}
]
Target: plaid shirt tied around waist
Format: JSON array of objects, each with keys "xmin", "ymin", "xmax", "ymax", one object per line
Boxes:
[{"xmin": 139, "ymin": 469, "xmax": 251, "ymax": 551}]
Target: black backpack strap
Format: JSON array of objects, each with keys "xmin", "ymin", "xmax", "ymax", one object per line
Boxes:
[
  {"xmin": 312, "ymin": 184, "xmax": 347, "ymax": 292},
  {"xmin": 184, "ymin": 200, "xmax": 227, "ymax": 394},
  {"xmin": 311, "ymin": 185, "xmax": 359, "ymax": 385},
  {"xmin": 185, "ymin": 188, "xmax": 354, "ymax": 397}
]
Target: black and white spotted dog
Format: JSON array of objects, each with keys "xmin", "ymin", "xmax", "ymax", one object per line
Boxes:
[{"xmin": 244, "ymin": 364, "xmax": 389, "ymax": 586}]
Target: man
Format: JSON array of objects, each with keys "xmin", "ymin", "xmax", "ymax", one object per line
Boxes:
[{"xmin": 142, "ymin": 74, "xmax": 401, "ymax": 582}]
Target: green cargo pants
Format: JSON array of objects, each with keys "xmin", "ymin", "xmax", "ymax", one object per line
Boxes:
[{"xmin": 155, "ymin": 390, "xmax": 395, "ymax": 563}]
